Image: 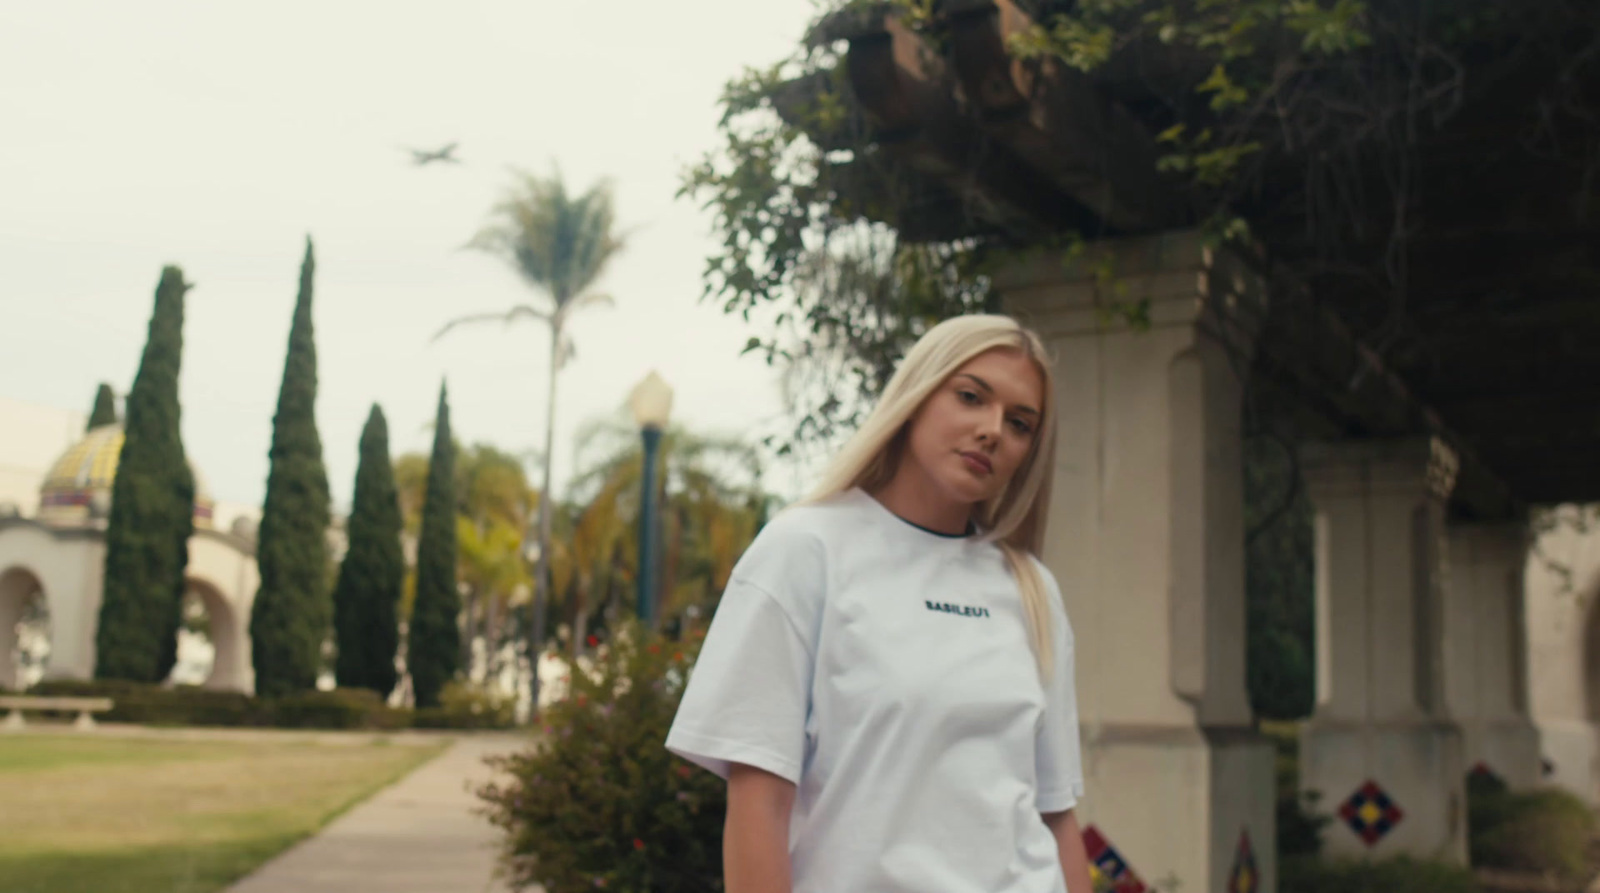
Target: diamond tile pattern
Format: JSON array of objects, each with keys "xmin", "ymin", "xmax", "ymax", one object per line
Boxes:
[
  {"xmin": 1338, "ymin": 779, "xmax": 1405, "ymax": 845},
  {"xmin": 1228, "ymin": 829, "xmax": 1258, "ymax": 893},
  {"xmin": 1083, "ymin": 825, "xmax": 1149, "ymax": 893}
]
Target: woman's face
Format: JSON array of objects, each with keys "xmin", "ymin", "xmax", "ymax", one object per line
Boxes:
[{"xmin": 903, "ymin": 347, "xmax": 1045, "ymax": 507}]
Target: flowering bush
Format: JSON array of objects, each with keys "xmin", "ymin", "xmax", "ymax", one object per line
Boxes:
[{"xmin": 478, "ymin": 621, "xmax": 726, "ymax": 893}]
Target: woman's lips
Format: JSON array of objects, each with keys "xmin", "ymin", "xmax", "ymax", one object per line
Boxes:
[{"xmin": 959, "ymin": 451, "xmax": 993, "ymax": 475}]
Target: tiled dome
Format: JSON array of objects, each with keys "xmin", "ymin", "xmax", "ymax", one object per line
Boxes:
[{"xmin": 38, "ymin": 423, "xmax": 215, "ymax": 528}]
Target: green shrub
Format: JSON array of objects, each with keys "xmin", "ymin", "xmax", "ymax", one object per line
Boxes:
[
  {"xmin": 1260, "ymin": 720, "xmax": 1330, "ymax": 857},
  {"xmin": 27, "ymin": 679, "xmax": 411, "ymax": 730},
  {"xmin": 265, "ymin": 687, "xmax": 403, "ymax": 730},
  {"xmin": 1281, "ymin": 855, "xmax": 1483, "ymax": 893},
  {"xmin": 477, "ymin": 621, "xmax": 725, "ymax": 893},
  {"xmin": 30, "ymin": 679, "xmax": 256, "ymax": 726},
  {"xmin": 412, "ymin": 680, "xmax": 516, "ymax": 730},
  {"xmin": 1468, "ymin": 773, "xmax": 1595, "ymax": 877}
]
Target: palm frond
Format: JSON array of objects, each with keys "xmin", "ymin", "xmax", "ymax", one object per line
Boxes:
[
  {"xmin": 468, "ymin": 167, "xmax": 627, "ymax": 307},
  {"xmin": 432, "ymin": 305, "xmax": 552, "ymax": 342}
]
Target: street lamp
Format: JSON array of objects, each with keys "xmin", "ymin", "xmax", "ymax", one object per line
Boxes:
[{"xmin": 628, "ymin": 372, "xmax": 673, "ymax": 626}]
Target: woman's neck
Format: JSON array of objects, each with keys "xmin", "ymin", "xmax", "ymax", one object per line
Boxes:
[{"xmin": 870, "ymin": 469, "xmax": 972, "ymax": 536}]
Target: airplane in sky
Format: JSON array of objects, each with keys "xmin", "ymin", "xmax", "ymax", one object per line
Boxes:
[{"xmin": 404, "ymin": 142, "xmax": 462, "ymax": 166}]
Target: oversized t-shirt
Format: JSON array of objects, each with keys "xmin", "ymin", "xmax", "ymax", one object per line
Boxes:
[{"xmin": 665, "ymin": 487, "xmax": 1085, "ymax": 893}]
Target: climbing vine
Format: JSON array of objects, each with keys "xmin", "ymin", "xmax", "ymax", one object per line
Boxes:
[{"xmin": 682, "ymin": 0, "xmax": 1600, "ymax": 459}]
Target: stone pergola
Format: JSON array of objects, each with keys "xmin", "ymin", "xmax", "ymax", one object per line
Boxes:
[{"xmin": 784, "ymin": 2, "xmax": 1600, "ymax": 890}]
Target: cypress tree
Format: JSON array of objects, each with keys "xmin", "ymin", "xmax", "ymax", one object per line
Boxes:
[
  {"xmin": 87, "ymin": 383, "xmax": 118, "ymax": 429},
  {"xmin": 333, "ymin": 404, "xmax": 404, "ymax": 696},
  {"xmin": 250, "ymin": 238, "xmax": 332, "ymax": 697},
  {"xmin": 96, "ymin": 267, "xmax": 195, "ymax": 682},
  {"xmin": 408, "ymin": 382, "xmax": 460, "ymax": 708}
]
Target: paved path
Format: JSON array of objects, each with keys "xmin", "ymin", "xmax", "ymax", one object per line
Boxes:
[{"xmin": 225, "ymin": 734, "xmax": 527, "ymax": 893}]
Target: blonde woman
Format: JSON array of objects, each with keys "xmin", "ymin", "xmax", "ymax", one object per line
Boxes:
[{"xmin": 667, "ymin": 314, "xmax": 1092, "ymax": 893}]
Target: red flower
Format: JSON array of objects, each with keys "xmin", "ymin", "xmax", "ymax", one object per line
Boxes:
[
  {"xmin": 676, "ymin": 764, "xmax": 692, "ymax": 778},
  {"xmin": 673, "ymin": 652, "xmax": 684, "ymax": 662},
  {"xmin": 633, "ymin": 838, "xmax": 646, "ymax": 851},
  {"xmin": 576, "ymin": 695, "xmax": 587, "ymax": 707},
  {"xmin": 586, "ymin": 634, "xmax": 599, "ymax": 647},
  {"xmin": 648, "ymin": 643, "xmax": 661, "ymax": 654}
]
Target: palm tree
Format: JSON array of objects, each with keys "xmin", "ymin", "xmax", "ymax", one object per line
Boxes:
[
  {"xmin": 434, "ymin": 168, "xmax": 626, "ymax": 711},
  {"xmin": 457, "ymin": 515, "xmax": 530, "ymax": 683},
  {"xmin": 560, "ymin": 410, "xmax": 770, "ymax": 652}
]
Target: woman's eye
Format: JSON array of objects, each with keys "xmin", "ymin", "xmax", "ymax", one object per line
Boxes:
[
  {"xmin": 1009, "ymin": 418, "xmax": 1033, "ymax": 435},
  {"xmin": 957, "ymin": 390, "xmax": 980, "ymax": 404}
]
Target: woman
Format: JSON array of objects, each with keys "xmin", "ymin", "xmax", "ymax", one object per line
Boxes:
[{"xmin": 666, "ymin": 314, "xmax": 1093, "ymax": 893}]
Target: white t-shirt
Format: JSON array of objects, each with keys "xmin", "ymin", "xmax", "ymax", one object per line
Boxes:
[{"xmin": 666, "ymin": 487, "xmax": 1086, "ymax": 893}]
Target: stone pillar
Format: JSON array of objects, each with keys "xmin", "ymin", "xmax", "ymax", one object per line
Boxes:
[
  {"xmin": 1299, "ymin": 439, "xmax": 1468, "ymax": 862},
  {"xmin": 1444, "ymin": 523, "xmax": 1541, "ymax": 790},
  {"xmin": 1525, "ymin": 509, "xmax": 1600, "ymax": 806},
  {"xmin": 42, "ymin": 538, "xmax": 107, "ymax": 683},
  {"xmin": 1001, "ymin": 229, "xmax": 1276, "ymax": 893}
]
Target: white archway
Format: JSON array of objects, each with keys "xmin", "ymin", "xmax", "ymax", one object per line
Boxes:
[
  {"xmin": 0, "ymin": 567, "xmax": 48, "ymax": 690},
  {"xmin": 172, "ymin": 577, "xmax": 243, "ymax": 690},
  {"xmin": 184, "ymin": 531, "xmax": 257, "ymax": 693}
]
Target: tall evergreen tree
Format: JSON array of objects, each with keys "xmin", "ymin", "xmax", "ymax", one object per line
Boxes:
[
  {"xmin": 333, "ymin": 404, "xmax": 404, "ymax": 696},
  {"xmin": 87, "ymin": 383, "xmax": 118, "ymax": 429},
  {"xmin": 250, "ymin": 238, "xmax": 332, "ymax": 697},
  {"xmin": 408, "ymin": 382, "xmax": 461, "ymax": 708},
  {"xmin": 96, "ymin": 267, "xmax": 195, "ymax": 682}
]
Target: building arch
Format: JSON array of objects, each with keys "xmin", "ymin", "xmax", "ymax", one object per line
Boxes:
[{"xmin": 0, "ymin": 566, "xmax": 48, "ymax": 690}]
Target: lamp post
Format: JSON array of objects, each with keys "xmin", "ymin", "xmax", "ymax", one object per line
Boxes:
[{"xmin": 628, "ymin": 372, "xmax": 673, "ymax": 626}]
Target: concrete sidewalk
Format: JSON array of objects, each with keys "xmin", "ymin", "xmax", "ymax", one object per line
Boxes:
[{"xmin": 225, "ymin": 734, "xmax": 528, "ymax": 893}]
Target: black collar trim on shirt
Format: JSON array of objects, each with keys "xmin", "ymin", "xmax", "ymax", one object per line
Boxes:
[{"xmin": 894, "ymin": 514, "xmax": 976, "ymax": 539}]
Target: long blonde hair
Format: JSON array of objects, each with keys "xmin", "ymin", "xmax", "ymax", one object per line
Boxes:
[{"xmin": 803, "ymin": 314, "xmax": 1059, "ymax": 679}]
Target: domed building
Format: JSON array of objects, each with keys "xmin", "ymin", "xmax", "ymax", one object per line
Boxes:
[
  {"xmin": 37, "ymin": 423, "xmax": 218, "ymax": 527},
  {"xmin": 0, "ymin": 422, "xmax": 259, "ymax": 693}
]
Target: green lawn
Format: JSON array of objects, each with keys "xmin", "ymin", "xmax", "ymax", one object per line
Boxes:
[{"xmin": 0, "ymin": 732, "xmax": 448, "ymax": 893}]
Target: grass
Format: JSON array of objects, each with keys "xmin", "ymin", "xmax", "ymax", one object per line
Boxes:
[{"xmin": 0, "ymin": 731, "xmax": 449, "ymax": 893}]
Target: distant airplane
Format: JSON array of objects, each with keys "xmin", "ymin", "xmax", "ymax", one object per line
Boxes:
[{"xmin": 404, "ymin": 142, "xmax": 461, "ymax": 166}]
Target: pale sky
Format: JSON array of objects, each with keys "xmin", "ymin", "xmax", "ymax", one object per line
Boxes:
[{"xmin": 0, "ymin": 0, "xmax": 824, "ymax": 512}]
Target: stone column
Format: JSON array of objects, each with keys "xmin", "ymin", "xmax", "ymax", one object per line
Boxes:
[
  {"xmin": 1299, "ymin": 439, "xmax": 1468, "ymax": 862},
  {"xmin": 1001, "ymin": 229, "xmax": 1276, "ymax": 893},
  {"xmin": 1444, "ymin": 523, "xmax": 1541, "ymax": 790}
]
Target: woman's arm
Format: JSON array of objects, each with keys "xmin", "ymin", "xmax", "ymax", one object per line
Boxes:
[
  {"xmin": 725, "ymin": 762, "xmax": 797, "ymax": 893},
  {"xmin": 1042, "ymin": 809, "xmax": 1095, "ymax": 893}
]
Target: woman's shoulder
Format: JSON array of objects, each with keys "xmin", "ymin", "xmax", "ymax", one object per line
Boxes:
[
  {"xmin": 727, "ymin": 493, "xmax": 859, "ymax": 594},
  {"xmin": 731, "ymin": 491, "xmax": 885, "ymax": 592}
]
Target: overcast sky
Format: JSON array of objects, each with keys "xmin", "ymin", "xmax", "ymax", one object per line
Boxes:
[{"xmin": 1, "ymin": 0, "xmax": 823, "ymax": 512}]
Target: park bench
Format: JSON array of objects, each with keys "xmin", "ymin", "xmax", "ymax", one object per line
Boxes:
[{"xmin": 0, "ymin": 695, "xmax": 114, "ymax": 730}]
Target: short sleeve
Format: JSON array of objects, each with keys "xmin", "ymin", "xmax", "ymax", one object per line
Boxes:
[
  {"xmin": 665, "ymin": 517, "xmax": 825, "ymax": 784},
  {"xmin": 1034, "ymin": 562, "xmax": 1086, "ymax": 813}
]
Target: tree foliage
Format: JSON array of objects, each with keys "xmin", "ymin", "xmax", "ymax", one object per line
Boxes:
[
  {"xmin": 87, "ymin": 383, "xmax": 118, "ymax": 430},
  {"xmin": 559, "ymin": 411, "xmax": 771, "ymax": 651},
  {"xmin": 408, "ymin": 383, "xmax": 461, "ymax": 709},
  {"xmin": 683, "ymin": 0, "xmax": 1599, "ymax": 456},
  {"xmin": 96, "ymin": 267, "xmax": 195, "ymax": 683},
  {"xmin": 438, "ymin": 166, "xmax": 629, "ymax": 713},
  {"xmin": 333, "ymin": 404, "xmax": 405, "ymax": 697},
  {"xmin": 1243, "ymin": 434, "xmax": 1315, "ymax": 719},
  {"xmin": 250, "ymin": 239, "xmax": 333, "ymax": 698}
]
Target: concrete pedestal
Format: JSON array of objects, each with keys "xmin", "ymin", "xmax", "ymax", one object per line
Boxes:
[
  {"xmin": 1002, "ymin": 229, "xmax": 1276, "ymax": 893},
  {"xmin": 1536, "ymin": 719, "xmax": 1600, "ymax": 805},
  {"xmin": 1300, "ymin": 718, "xmax": 1465, "ymax": 858},
  {"xmin": 1445, "ymin": 523, "xmax": 1541, "ymax": 791},
  {"xmin": 1299, "ymin": 439, "xmax": 1468, "ymax": 863}
]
